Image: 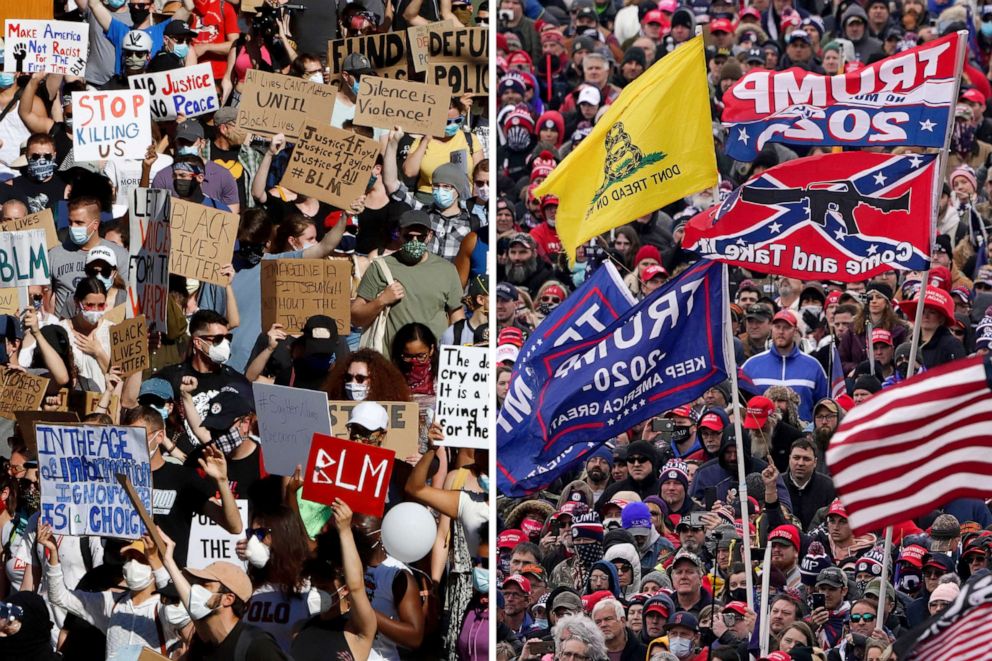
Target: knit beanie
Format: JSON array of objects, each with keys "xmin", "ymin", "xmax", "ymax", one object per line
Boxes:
[{"xmin": 800, "ymin": 541, "xmax": 834, "ymax": 587}]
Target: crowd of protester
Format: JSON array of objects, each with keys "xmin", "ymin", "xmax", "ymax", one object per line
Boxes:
[
  {"xmin": 495, "ymin": 0, "xmax": 992, "ymax": 659},
  {"xmin": 0, "ymin": 0, "xmax": 491, "ymax": 659}
]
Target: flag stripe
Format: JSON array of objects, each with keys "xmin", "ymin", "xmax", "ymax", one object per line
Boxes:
[
  {"xmin": 826, "ymin": 354, "xmax": 992, "ymax": 535},
  {"xmin": 913, "ymin": 603, "xmax": 992, "ymax": 660}
]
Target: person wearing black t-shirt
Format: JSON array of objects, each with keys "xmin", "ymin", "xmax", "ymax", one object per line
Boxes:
[
  {"xmin": 0, "ymin": 133, "xmax": 68, "ymax": 213},
  {"xmin": 126, "ymin": 405, "xmax": 243, "ymax": 567}
]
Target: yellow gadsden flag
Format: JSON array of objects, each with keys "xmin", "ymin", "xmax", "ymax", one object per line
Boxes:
[{"xmin": 535, "ymin": 36, "xmax": 717, "ymax": 261}]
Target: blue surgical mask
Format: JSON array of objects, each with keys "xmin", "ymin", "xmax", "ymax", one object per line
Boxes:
[
  {"xmin": 433, "ymin": 187, "xmax": 456, "ymax": 209},
  {"xmin": 533, "ymin": 618, "xmax": 548, "ymax": 630},
  {"xmin": 177, "ymin": 145, "xmax": 199, "ymax": 157},
  {"xmin": 96, "ymin": 274, "xmax": 114, "ymax": 292},
  {"xmin": 151, "ymin": 404, "xmax": 169, "ymax": 421},
  {"xmin": 479, "ymin": 474, "xmax": 490, "ymax": 493},
  {"xmin": 0, "ymin": 73, "xmax": 14, "ymax": 89},
  {"xmin": 444, "ymin": 122, "xmax": 460, "ymax": 137},
  {"xmin": 352, "ymin": 81, "xmax": 360, "ymax": 95},
  {"xmin": 472, "ymin": 567, "xmax": 488, "ymax": 593},
  {"xmin": 172, "ymin": 43, "xmax": 189, "ymax": 59},
  {"xmin": 107, "ymin": 0, "xmax": 127, "ymax": 9},
  {"xmin": 982, "ymin": 22, "xmax": 992, "ymax": 37},
  {"xmin": 69, "ymin": 226, "xmax": 92, "ymax": 246}
]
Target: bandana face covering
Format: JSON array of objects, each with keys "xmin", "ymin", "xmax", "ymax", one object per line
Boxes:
[
  {"xmin": 405, "ymin": 358, "xmax": 434, "ymax": 395},
  {"xmin": 575, "ymin": 541, "xmax": 604, "ymax": 568}
]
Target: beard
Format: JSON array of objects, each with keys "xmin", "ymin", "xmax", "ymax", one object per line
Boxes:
[
  {"xmin": 813, "ymin": 426, "xmax": 833, "ymax": 451},
  {"xmin": 506, "ymin": 258, "xmax": 538, "ymax": 285},
  {"xmin": 587, "ymin": 468, "xmax": 606, "ymax": 483}
]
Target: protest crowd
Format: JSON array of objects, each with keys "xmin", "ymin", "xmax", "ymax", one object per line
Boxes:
[
  {"xmin": 495, "ymin": 1, "xmax": 992, "ymax": 660},
  {"xmin": 0, "ymin": 0, "xmax": 492, "ymax": 660}
]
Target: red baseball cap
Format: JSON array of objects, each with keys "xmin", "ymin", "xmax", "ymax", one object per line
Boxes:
[
  {"xmin": 761, "ymin": 652, "xmax": 793, "ymax": 661},
  {"xmin": 497, "ymin": 529, "xmax": 526, "ymax": 550},
  {"xmin": 542, "ymin": 284, "xmax": 567, "ymax": 299},
  {"xmin": 520, "ymin": 517, "xmax": 543, "ymax": 538},
  {"xmin": 503, "ymin": 574, "xmax": 532, "ymax": 593},
  {"xmin": 825, "ymin": 290, "xmax": 843, "ymax": 308},
  {"xmin": 898, "ymin": 544, "xmax": 928, "ymax": 569},
  {"xmin": 644, "ymin": 602, "xmax": 671, "ymax": 618},
  {"xmin": 740, "ymin": 6, "xmax": 762, "ymax": 20},
  {"xmin": 666, "ymin": 404, "xmax": 695, "ymax": 420},
  {"xmin": 710, "ymin": 17, "xmax": 733, "ymax": 33},
  {"xmin": 772, "ymin": 309, "xmax": 798, "ymax": 327},
  {"xmin": 723, "ymin": 601, "xmax": 748, "ymax": 616},
  {"xmin": 768, "ymin": 524, "xmax": 800, "ymax": 549},
  {"xmin": 641, "ymin": 264, "xmax": 668, "ymax": 283},
  {"xmin": 581, "ymin": 589, "xmax": 613, "ymax": 613},
  {"xmin": 870, "ymin": 328, "xmax": 893, "ymax": 346},
  {"xmin": 642, "ymin": 9, "xmax": 666, "ymax": 25},
  {"xmin": 699, "ymin": 412, "xmax": 725, "ymax": 431},
  {"xmin": 743, "ymin": 396, "xmax": 775, "ymax": 429},
  {"xmin": 827, "ymin": 499, "xmax": 849, "ymax": 519},
  {"xmin": 962, "ymin": 88, "xmax": 986, "ymax": 105}
]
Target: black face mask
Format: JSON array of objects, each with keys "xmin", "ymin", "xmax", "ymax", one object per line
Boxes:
[
  {"xmin": 174, "ymin": 178, "xmax": 198, "ymax": 198},
  {"xmin": 671, "ymin": 425, "xmax": 692, "ymax": 444},
  {"xmin": 237, "ymin": 243, "xmax": 265, "ymax": 267},
  {"xmin": 129, "ymin": 5, "xmax": 150, "ymax": 23},
  {"xmin": 729, "ymin": 587, "xmax": 748, "ymax": 602}
]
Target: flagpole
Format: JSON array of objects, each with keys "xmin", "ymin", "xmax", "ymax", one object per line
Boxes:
[
  {"xmin": 758, "ymin": 542, "xmax": 773, "ymax": 656},
  {"xmin": 723, "ymin": 262, "xmax": 754, "ymax": 610},
  {"xmin": 876, "ymin": 525, "xmax": 894, "ymax": 623}
]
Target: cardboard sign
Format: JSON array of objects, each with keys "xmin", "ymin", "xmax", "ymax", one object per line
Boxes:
[
  {"xmin": 260, "ymin": 259, "xmax": 350, "ymax": 335},
  {"xmin": 234, "ymin": 69, "xmax": 336, "ymax": 140},
  {"xmin": 187, "ymin": 499, "xmax": 249, "ymax": 570},
  {"xmin": 14, "ymin": 410, "xmax": 79, "ymax": 456},
  {"xmin": 72, "ymin": 90, "xmax": 151, "ymax": 161},
  {"xmin": 111, "ymin": 315, "xmax": 149, "ymax": 377},
  {"xmin": 407, "ymin": 20, "xmax": 453, "ymax": 73},
  {"xmin": 4, "ymin": 19, "xmax": 87, "ymax": 76},
  {"xmin": 38, "ymin": 424, "xmax": 152, "ymax": 539},
  {"xmin": 426, "ymin": 27, "xmax": 488, "ymax": 95},
  {"xmin": 435, "ymin": 345, "xmax": 489, "ymax": 449},
  {"xmin": 0, "ymin": 229, "xmax": 50, "ymax": 287},
  {"xmin": 129, "ymin": 63, "xmax": 219, "ymax": 121},
  {"xmin": 328, "ymin": 400, "xmax": 420, "ymax": 459},
  {"xmin": 0, "ymin": 369, "xmax": 50, "ymax": 420},
  {"xmin": 169, "ymin": 198, "xmax": 239, "ymax": 287},
  {"xmin": 138, "ymin": 649, "xmax": 171, "ymax": 661},
  {"xmin": 280, "ymin": 123, "xmax": 379, "ymax": 208},
  {"xmin": 1, "ymin": 208, "xmax": 59, "ymax": 249},
  {"xmin": 354, "ymin": 77, "xmax": 451, "ymax": 137},
  {"xmin": 302, "ymin": 434, "xmax": 395, "ymax": 517},
  {"xmin": 328, "ymin": 31, "xmax": 410, "ymax": 84},
  {"xmin": 254, "ymin": 383, "xmax": 332, "ymax": 476},
  {"xmin": 127, "ymin": 188, "xmax": 170, "ymax": 332},
  {"xmin": 0, "ymin": 288, "xmax": 17, "ymax": 316},
  {"xmin": 83, "ymin": 391, "xmax": 121, "ymax": 423}
]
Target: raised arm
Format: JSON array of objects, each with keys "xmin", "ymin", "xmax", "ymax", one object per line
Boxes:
[
  {"xmin": 198, "ymin": 444, "xmax": 244, "ymax": 534},
  {"xmin": 333, "ymin": 500, "xmax": 376, "ymax": 658},
  {"xmin": 18, "ymin": 74, "xmax": 55, "ymax": 134},
  {"xmin": 404, "ymin": 423, "xmax": 460, "ymax": 518},
  {"xmin": 383, "ymin": 127, "xmax": 405, "ymax": 195},
  {"xmin": 251, "ymin": 134, "xmax": 284, "ymax": 204},
  {"xmin": 23, "ymin": 308, "xmax": 69, "ymax": 385}
]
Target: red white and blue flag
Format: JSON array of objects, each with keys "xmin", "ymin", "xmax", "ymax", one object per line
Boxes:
[
  {"xmin": 682, "ymin": 151, "xmax": 938, "ymax": 282},
  {"xmin": 721, "ymin": 32, "xmax": 961, "ymax": 161}
]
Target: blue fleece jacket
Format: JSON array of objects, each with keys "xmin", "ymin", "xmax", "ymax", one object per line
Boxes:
[{"xmin": 741, "ymin": 344, "xmax": 829, "ymax": 422}]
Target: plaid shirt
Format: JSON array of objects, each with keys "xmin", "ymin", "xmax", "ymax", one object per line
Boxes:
[{"xmin": 391, "ymin": 181, "xmax": 472, "ymax": 262}]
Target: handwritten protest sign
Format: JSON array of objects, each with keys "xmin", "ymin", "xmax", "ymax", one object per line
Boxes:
[
  {"xmin": 328, "ymin": 31, "xmax": 409, "ymax": 84},
  {"xmin": 254, "ymin": 383, "xmax": 332, "ymax": 476},
  {"xmin": 187, "ymin": 499, "xmax": 248, "ymax": 570},
  {"xmin": 138, "ymin": 649, "xmax": 171, "ymax": 661},
  {"xmin": 37, "ymin": 424, "xmax": 152, "ymax": 539},
  {"xmin": 129, "ymin": 63, "xmax": 218, "ymax": 121},
  {"xmin": 303, "ymin": 434, "xmax": 395, "ymax": 517},
  {"xmin": 1, "ymin": 208, "xmax": 58, "ymax": 249},
  {"xmin": 72, "ymin": 89, "xmax": 151, "ymax": 161},
  {"xmin": 15, "ymin": 411, "xmax": 79, "ymax": 456},
  {"xmin": 328, "ymin": 400, "xmax": 420, "ymax": 459},
  {"xmin": 435, "ymin": 345, "xmax": 489, "ymax": 449},
  {"xmin": 0, "ymin": 289, "xmax": 16, "ymax": 316},
  {"xmin": 0, "ymin": 229, "xmax": 50, "ymax": 287},
  {"xmin": 111, "ymin": 315, "xmax": 149, "ymax": 377},
  {"xmin": 169, "ymin": 198, "xmax": 239, "ymax": 287},
  {"xmin": 407, "ymin": 20, "xmax": 452, "ymax": 73},
  {"xmin": 127, "ymin": 188, "xmax": 170, "ymax": 332},
  {"xmin": 235, "ymin": 69, "xmax": 336, "ymax": 140},
  {"xmin": 280, "ymin": 123, "xmax": 379, "ymax": 208},
  {"xmin": 354, "ymin": 77, "xmax": 450, "ymax": 137},
  {"xmin": 260, "ymin": 259, "xmax": 350, "ymax": 335},
  {"xmin": 4, "ymin": 19, "xmax": 87, "ymax": 76},
  {"xmin": 426, "ymin": 27, "xmax": 488, "ymax": 95}
]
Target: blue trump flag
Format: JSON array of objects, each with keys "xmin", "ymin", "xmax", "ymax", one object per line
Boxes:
[{"xmin": 497, "ymin": 260, "xmax": 728, "ymax": 497}]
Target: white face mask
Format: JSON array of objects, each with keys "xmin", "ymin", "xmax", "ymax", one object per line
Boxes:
[
  {"xmin": 668, "ymin": 636, "xmax": 693, "ymax": 659},
  {"xmin": 308, "ymin": 73, "xmax": 324, "ymax": 84},
  {"xmin": 206, "ymin": 338, "xmax": 231, "ymax": 364},
  {"xmin": 476, "ymin": 184, "xmax": 490, "ymax": 202},
  {"xmin": 123, "ymin": 559, "xmax": 153, "ymax": 591},
  {"xmin": 163, "ymin": 602, "xmax": 191, "ymax": 627},
  {"xmin": 345, "ymin": 382, "xmax": 368, "ymax": 401},
  {"xmin": 187, "ymin": 584, "xmax": 219, "ymax": 621},
  {"xmin": 81, "ymin": 309, "xmax": 104, "ymax": 325},
  {"xmin": 244, "ymin": 535, "xmax": 271, "ymax": 569}
]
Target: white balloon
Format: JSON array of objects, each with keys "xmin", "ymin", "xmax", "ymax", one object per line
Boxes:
[{"xmin": 381, "ymin": 502, "xmax": 437, "ymax": 564}]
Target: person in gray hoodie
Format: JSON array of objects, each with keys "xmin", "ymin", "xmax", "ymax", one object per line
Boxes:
[{"xmin": 840, "ymin": 4, "xmax": 883, "ymax": 62}]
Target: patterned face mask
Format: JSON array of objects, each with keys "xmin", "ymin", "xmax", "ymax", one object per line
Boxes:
[
  {"xmin": 575, "ymin": 541, "xmax": 604, "ymax": 568},
  {"xmin": 396, "ymin": 239, "xmax": 428, "ymax": 265}
]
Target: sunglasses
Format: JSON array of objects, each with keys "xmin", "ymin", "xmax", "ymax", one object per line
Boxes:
[
  {"xmin": 246, "ymin": 527, "xmax": 271, "ymax": 541},
  {"xmin": 447, "ymin": 116, "xmax": 464, "ymax": 126},
  {"xmin": 849, "ymin": 613, "xmax": 876, "ymax": 623},
  {"xmin": 627, "ymin": 456, "xmax": 650, "ymax": 464},
  {"xmin": 540, "ymin": 295, "xmax": 562, "ymax": 305},
  {"xmin": 29, "ymin": 153, "xmax": 55, "ymax": 162},
  {"xmin": 197, "ymin": 333, "xmax": 233, "ymax": 345},
  {"xmin": 344, "ymin": 373, "xmax": 369, "ymax": 383}
]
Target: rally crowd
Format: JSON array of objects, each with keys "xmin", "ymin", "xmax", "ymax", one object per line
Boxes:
[
  {"xmin": 495, "ymin": 0, "xmax": 992, "ymax": 660},
  {"xmin": 0, "ymin": 0, "xmax": 491, "ymax": 660}
]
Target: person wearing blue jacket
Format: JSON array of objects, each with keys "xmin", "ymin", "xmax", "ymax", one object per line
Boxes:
[
  {"xmin": 690, "ymin": 427, "xmax": 793, "ymax": 512},
  {"xmin": 741, "ymin": 310, "xmax": 829, "ymax": 423}
]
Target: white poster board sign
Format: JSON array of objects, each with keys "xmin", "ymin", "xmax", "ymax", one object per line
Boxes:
[
  {"xmin": 435, "ymin": 345, "xmax": 490, "ymax": 449},
  {"xmin": 187, "ymin": 499, "xmax": 249, "ymax": 570},
  {"xmin": 254, "ymin": 383, "xmax": 332, "ymax": 476}
]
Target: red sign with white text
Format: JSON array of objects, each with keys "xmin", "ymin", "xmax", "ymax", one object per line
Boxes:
[{"xmin": 302, "ymin": 434, "xmax": 395, "ymax": 517}]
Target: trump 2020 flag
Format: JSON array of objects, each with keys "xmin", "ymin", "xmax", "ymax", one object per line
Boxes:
[
  {"xmin": 721, "ymin": 32, "xmax": 962, "ymax": 161},
  {"xmin": 534, "ymin": 36, "xmax": 718, "ymax": 261},
  {"xmin": 682, "ymin": 151, "xmax": 938, "ymax": 282},
  {"xmin": 496, "ymin": 260, "xmax": 728, "ymax": 497}
]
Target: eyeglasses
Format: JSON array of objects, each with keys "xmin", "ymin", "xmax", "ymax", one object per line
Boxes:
[
  {"xmin": 402, "ymin": 351, "xmax": 430, "ymax": 362},
  {"xmin": 627, "ymin": 455, "xmax": 650, "ymax": 464},
  {"xmin": 344, "ymin": 373, "xmax": 369, "ymax": 383},
  {"xmin": 28, "ymin": 153, "xmax": 55, "ymax": 162},
  {"xmin": 922, "ymin": 568, "xmax": 945, "ymax": 578},
  {"xmin": 815, "ymin": 413, "xmax": 838, "ymax": 422},
  {"xmin": 196, "ymin": 333, "xmax": 233, "ymax": 345},
  {"xmin": 246, "ymin": 527, "xmax": 271, "ymax": 541},
  {"xmin": 849, "ymin": 613, "xmax": 876, "ymax": 623}
]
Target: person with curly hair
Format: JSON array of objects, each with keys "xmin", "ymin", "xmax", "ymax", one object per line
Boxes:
[{"xmin": 324, "ymin": 348, "xmax": 412, "ymax": 403}]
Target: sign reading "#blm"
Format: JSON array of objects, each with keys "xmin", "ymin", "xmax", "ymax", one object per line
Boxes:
[
  {"xmin": 235, "ymin": 70, "xmax": 336, "ymax": 140},
  {"xmin": 354, "ymin": 77, "xmax": 451, "ymax": 137},
  {"xmin": 37, "ymin": 424, "xmax": 152, "ymax": 539},
  {"xmin": 280, "ymin": 123, "xmax": 379, "ymax": 208}
]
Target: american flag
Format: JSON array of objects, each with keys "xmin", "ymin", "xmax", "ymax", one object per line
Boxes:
[
  {"xmin": 682, "ymin": 151, "xmax": 937, "ymax": 282},
  {"xmin": 826, "ymin": 354, "xmax": 992, "ymax": 535},
  {"xmin": 894, "ymin": 571, "xmax": 992, "ymax": 660}
]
